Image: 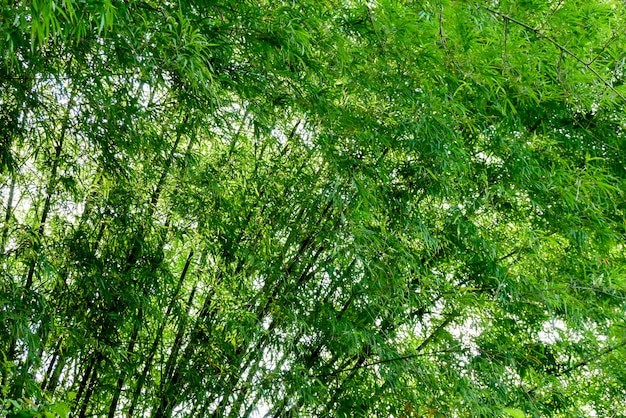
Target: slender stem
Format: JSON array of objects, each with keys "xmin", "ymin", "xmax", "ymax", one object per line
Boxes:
[
  {"xmin": 25, "ymin": 90, "xmax": 76, "ymax": 290},
  {"xmin": 128, "ymin": 249, "xmax": 195, "ymax": 417},
  {"xmin": 74, "ymin": 353, "xmax": 97, "ymax": 414},
  {"xmin": 0, "ymin": 175, "xmax": 16, "ymax": 254},
  {"xmin": 107, "ymin": 308, "xmax": 142, "ymax": 418},
  {"xmin": 153, "ymin": 285, "xmax": 198, "ymax": 418},
  {"xmin": 41, "ymin": 338, "xmax": 62, "ymax": 392},
  {"xmin": 78, "ymin": 353, "xmax": 102, "ymax": 418}
]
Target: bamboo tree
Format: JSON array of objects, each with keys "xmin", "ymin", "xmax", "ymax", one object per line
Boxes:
[
  {"xmin": 127, "ymin": 249, "xmax": 195, "ymax": 417},
  {"xmin": 0, "ymin": 175, "xmax": 16, "ymax": 254},
  {"xmin": 153, "ymin": 284, "xmax": 199, "ymax": 418},
  {"xmin": 1, "ymin": 0, "xmax": 625, "ymax": 416}
]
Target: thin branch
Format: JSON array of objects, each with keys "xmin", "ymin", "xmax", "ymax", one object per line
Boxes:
[
  {"xmin": 518, "ymin": 339, "xmax": 626, "ymax": 398},
  {"xmin": 588, "ymin": 27, "xmax": 621, "ymax": 66},
  {"xmin": 479, "ymin": 3, "xmax": 626, "ymax": 104},
  {"xmin": 364, "ymin": 2, "xmax": 386, "ymax": 52},
  {"xmin": 438, "ymin": 3, "xmax": 447, "ymax": 47},
  {"xmin": 555, "ymin": 339, "xmax": 626, "ymax": 378},
  {"xmin": 497, "ymin": 248, "xmax": 519, "ymax": 262},
  {"xmin": 314, "ymin": 314, "xmax": 458, "ymax": 378}
]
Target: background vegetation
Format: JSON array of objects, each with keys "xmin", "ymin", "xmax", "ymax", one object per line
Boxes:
[{"xmin": 1, "ymin": 0, "xmax": 625, "ymax": 416}]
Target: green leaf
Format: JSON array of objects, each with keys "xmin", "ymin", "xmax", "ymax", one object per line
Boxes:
[{"xmin": 504, "ymin": 408, "xmax": 526, "ymax": 418}]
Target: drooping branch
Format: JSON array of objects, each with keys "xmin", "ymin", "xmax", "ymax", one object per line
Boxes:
[
  {"xmin": 313, "ymin": 313, "xmax": 458, "ymax": 378},
  {"xmin": 555, "ymin": 339, "xmax": 626, "ymax": 378},
  {"xmin": 479, "ymin": 3, "xmax": 626, "ymax": 104}
]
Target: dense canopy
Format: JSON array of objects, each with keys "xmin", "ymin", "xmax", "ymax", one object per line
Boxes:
[{"xmin": 1, "ymin": 0, "xmax": 625, "ymax": 417}]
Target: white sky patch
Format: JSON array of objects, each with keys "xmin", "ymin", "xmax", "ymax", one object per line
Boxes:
[
  {"xmin": 538, "ymin": 318, "xmax": 602, "ymax": 347},
  {"xmin": 537, "ymin": 319, "xmax": 567, "ymax": 344},
  {"xmin": 581, "ymin": 404, "xmax": 598, "ymax": 417},
  {"xmin": 270, "ymin": 117, "xmax": 314, "ymax": 151},
  {"xmin": 474, "ymin": 150, "xmax": 503, "ymax": 166},
  {"xmin": 250, "ymin": 401, "xmax": 271, "ymax": 418},
  {"xmin": 449, "ymin": 317, "xmax": 482, "ymax": 357}
]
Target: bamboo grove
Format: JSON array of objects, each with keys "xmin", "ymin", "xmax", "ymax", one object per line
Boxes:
[{"xmin": 1, "ymin": 0, "xmax": 625, "ymax": 417}]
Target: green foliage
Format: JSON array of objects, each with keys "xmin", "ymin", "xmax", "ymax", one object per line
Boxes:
[
  {"xmin": 1, "ymin": 0, "xmax": 625, "ymax": 416},
  {"xmin": 1, "ymin": 365, "xmax": 71, "ymax": 418},
  {"xmin": 504, "ymin": 408, "xmax": 526, "ymax": 418}
]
